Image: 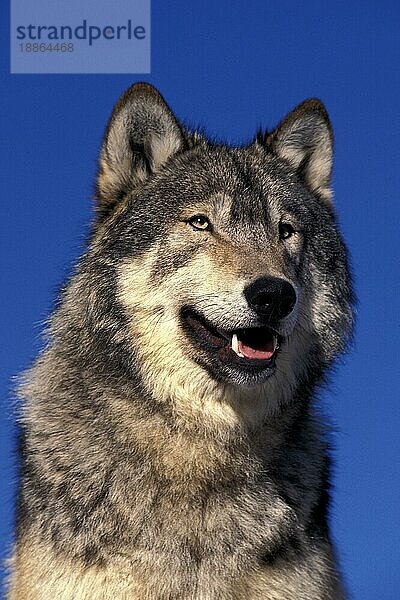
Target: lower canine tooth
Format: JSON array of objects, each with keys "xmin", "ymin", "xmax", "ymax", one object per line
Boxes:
[{"xmin": 232, "ymin": 333, "xmax": 245, "ymax": 357}]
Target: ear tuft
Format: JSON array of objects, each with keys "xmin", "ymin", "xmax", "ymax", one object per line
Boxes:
[
  {"xmin": 96, "ymin": 83, "xmax": 185, "ymax": 220},
  {"xmin": 267, "ymin": 99, "xmax": 333, "ymax": 203}
]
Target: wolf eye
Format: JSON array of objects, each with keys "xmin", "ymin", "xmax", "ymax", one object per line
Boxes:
[
  {"xmin": 279, "ymin": 222, "xmax": 295, "ymax": 240},
  {"xmin": 188, "ymin": 215, "xmax": 212, "ymax": 231}
]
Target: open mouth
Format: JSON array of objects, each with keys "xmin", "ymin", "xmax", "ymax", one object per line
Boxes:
[{"xmin": 180, "ymin": 307, "xmax": 281, "ymax": 374}]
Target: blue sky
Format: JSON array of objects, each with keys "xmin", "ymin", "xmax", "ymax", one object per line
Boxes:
[{"xmin": 1, "ymin": 1, "xmax": 399, "ymax": 598}]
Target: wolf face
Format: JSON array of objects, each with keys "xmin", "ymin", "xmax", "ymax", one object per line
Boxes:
[{"xmin": 85, "ymin": 83, "xmax": 354, "ymax": 422}]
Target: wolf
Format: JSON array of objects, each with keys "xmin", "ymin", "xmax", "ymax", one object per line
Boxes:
[{"xmin": 8, "ymin": 83, "xmax": 354, "ymax": 599}]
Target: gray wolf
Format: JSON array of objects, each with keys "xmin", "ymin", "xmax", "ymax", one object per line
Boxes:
[{"xmin": 9, "ymin": 83, "xmax": 354, "ymax": 599}]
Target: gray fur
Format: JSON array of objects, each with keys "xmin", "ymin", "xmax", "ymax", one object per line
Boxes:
[{"xmin": 9, "ymin": 83, "xmax": 354, "ymax": 599}]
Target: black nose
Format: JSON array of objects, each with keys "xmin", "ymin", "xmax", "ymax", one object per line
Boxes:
[{"xmin": 244, "ymin": 277, "xmax": 297, "ymax": 321}]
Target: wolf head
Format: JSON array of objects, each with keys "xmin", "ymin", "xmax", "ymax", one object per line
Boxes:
[{"xmin": 64, "ymin": 83, "xmax": 353, "ymax": 423}]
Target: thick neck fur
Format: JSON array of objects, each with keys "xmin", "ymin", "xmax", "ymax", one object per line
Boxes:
[{"xmin": 18, "ymin": 337, "xmax": 327, "ymax": 591}]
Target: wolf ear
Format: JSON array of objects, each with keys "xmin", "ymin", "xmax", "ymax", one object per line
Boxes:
[
  {"xmin": 96, "ymin": 83, "xmax": 185, "ymax": 219},
  {"xmin": 266, "ymin": 99, "xmax": 333, "ymax": 203}
]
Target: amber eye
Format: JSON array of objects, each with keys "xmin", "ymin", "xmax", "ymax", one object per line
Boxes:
[
  {"xmin": 188, "ymin": 215, "xmax": 212, "ymax": 231},
  {"xmin": 279, "ymin": 222, "xmax": 295, "ymax": 240}
]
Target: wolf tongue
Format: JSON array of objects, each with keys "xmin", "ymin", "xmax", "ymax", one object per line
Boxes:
[
  {"xmin": 237, "ymin": 338, "xmax": 274, "ymax": 360},
  {"xmin": 231, "ymin": 330, "xmax": 275, "ymax": 360}
]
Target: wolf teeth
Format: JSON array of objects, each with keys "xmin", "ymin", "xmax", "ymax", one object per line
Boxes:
[{"xmin": 231, "ymin": 333, "xmax": 245, "ymax": 358}]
